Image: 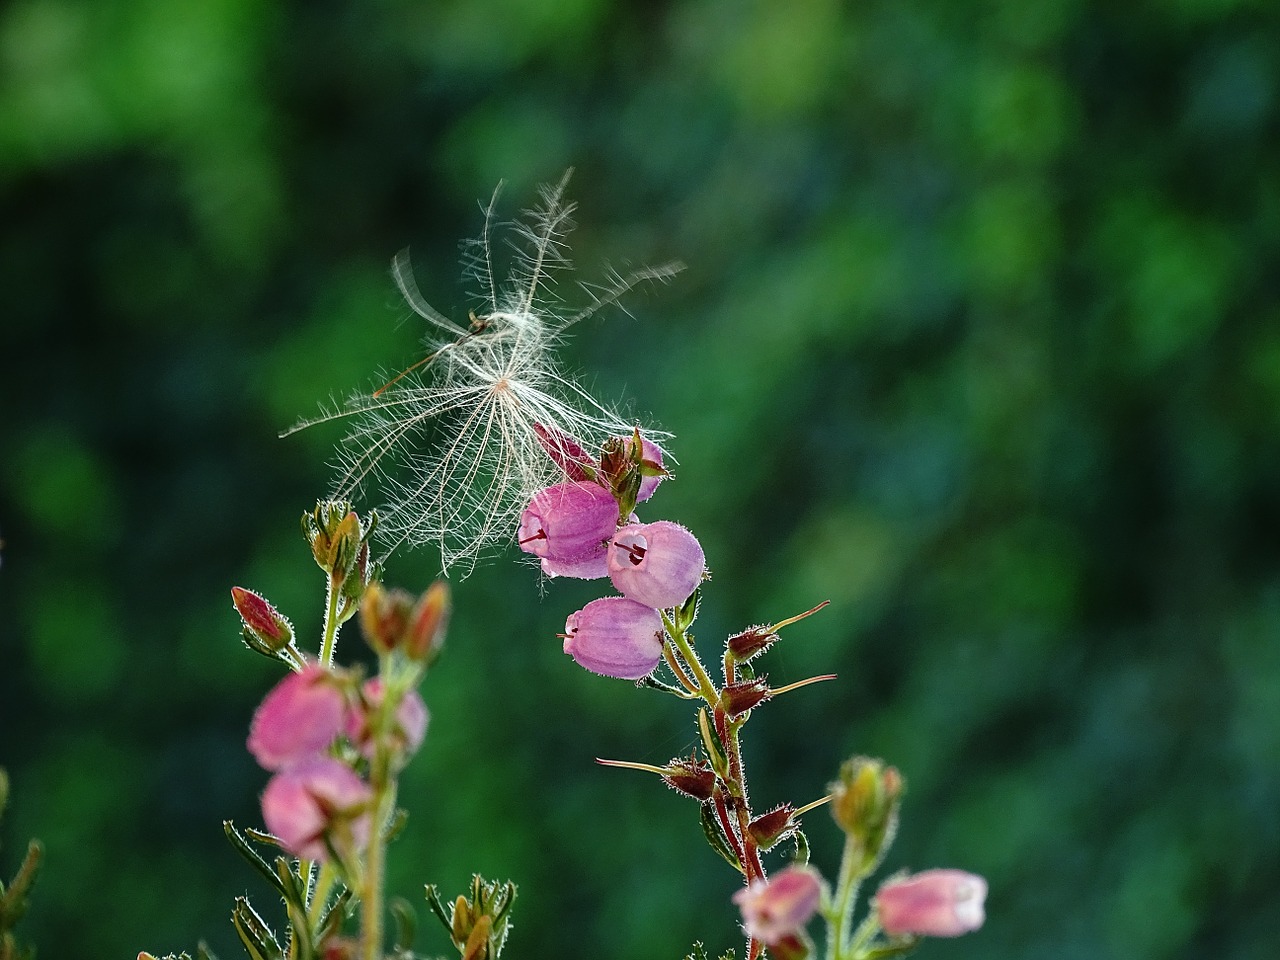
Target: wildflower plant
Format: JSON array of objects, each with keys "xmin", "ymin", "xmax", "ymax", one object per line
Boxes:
[{"xmin": 136, "ymin": 177, "xmax": 985, "ymax": 960}]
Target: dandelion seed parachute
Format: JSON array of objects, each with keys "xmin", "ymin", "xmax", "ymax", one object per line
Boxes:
[{"xmin": 284, "ymin": 172, "xmax": 682, "ymax": 577}]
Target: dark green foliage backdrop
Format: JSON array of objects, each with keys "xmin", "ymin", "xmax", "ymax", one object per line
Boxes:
[{"xmin": 3, "ymin": 1, "xmax": 1280, "ymax": 958}]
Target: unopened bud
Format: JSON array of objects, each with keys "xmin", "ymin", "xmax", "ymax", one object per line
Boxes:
[
  {"xmin": 533, "ymin": 422, "xmax": 595, "ymax": 482},
  {"xmin": 231, "ymin": 587, "xmax": 294, "ymax": 653},
  {"xmin": 359, "ymin": 582, "xmax": 415, "ymax": 656},
  {"xmin": 451, "ymin": 894, "xmax": 474, "ymax": 945},
  {"xmin": 406, "ymin": 580, "xmax": 450, "ymax": 664},
  {"xmin": 719, "ymin": 677, "xmax": 771, "ymax": 718},
  {"xmin": 727, "ymin": 625, "xmax": 778, "ymax": 662},
  {"xmin": 830, "ymin": 757, "xmax": 903, "ymax": 868},
  {"xmin": 748, "ymin": 804, "xmax": 798, "ymax": 851},
  {"xmin": 302, "ymin": 502, "xmax": 374, "ymax": 595},
  {"xmin": 460, "ymin": 914, "xmax": 492, "ymax": 960},
  {"xmin": 663, "ymin": 758, "xmax": 717, "ymax": 801}
]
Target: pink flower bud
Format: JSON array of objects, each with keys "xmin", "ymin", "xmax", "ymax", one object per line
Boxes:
[
  {"xmin": 347, "ymin": 678, "xmax": 429, "ymax": 761},
  {"xmin": 875, "ymin": 870, "xmax": 987, "ymax": 938},
  {"xmin": 608, "ymin": 521, "xmax": 705, "ymax": 609},
  {"xmin": 732, "ymin": 865, "xmax": 823, "ymax": 945},
  {"xmin": 518, "ymin": 481, "xmax": 618, "ymax": 579},
  {"xmin": 248, "ymin": 664, "xmax": 349, "ymax": 771},
  {"xmin": 231, "ymin": 587, "xmax": 294, "ymax": 651},
  {"xmin": 533, "ymin": 423, "xmax": 595, "ymax": 482},
  {"xmin": 563, "ymin": 596, "xmax": 665, "ymax": 679},
  {"xmin": 261, "ymin": 756, "xmax": 372, "ymax": 861}
]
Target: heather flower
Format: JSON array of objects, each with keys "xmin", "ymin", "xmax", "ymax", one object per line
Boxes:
[
  {"xmin": 875, "ymin": 869, "xmax": 987, "ymax": 938},
  {"xmin": 347, "ymin": 678, "xmax": 429, "ymax": 761},
  {"xmin": 607, "ymin": 521, "xmax": 705, "ymax": 609},
  {"xmin": 285, "ymin": 173, "xmax": 680, "ymax": 575},
  {"xmin": 518, "ymin": 480, "xmax": 619, "ymax": 578},
  {"xmin": 260, "ymin": 756, "xmax": 372, "ymax": 861},
  {"xmin": 732, "ymin": 865, "xmax": 823, "ymax": 945},
  {"xmin": 563, "ymin": 596, "xmax": 665, "ymax": 679},
  {"xmin": 248, "ymin": 664, "xmax": 350, "ymax": 771}
]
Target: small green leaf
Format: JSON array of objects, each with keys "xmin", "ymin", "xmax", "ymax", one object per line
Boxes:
[
  {"xmin": 223, "ymin": 822, "xmax": 287, "ymax": 896},
  {"xmin": 699, "ymin": 804, "xmax": 742, "ymax": 872}
]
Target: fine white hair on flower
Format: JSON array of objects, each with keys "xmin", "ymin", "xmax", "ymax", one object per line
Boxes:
[{"xmin": 284, "ymin": 170, "xmax": 683, "ymax": 577}]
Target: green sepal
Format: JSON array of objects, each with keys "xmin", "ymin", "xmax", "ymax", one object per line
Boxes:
[
  {"xmin": 684, "ymin": 942, "xmax": 735, "ymax": 960},
  {"xmin": 675, "ymin": 589, "xmax": 700, "ymax": 631},
  {"xmin": 423, "ymin": 884, "xmax": 452, "ymax": 932},
  {"xmin": 389, "ymin": 896, "xmax": 417, "ymax": 953},
  {"xmin": 698, "ymin": 803, "xmax": 742, "ymax": 873},
  {"xmin": 791, "ymin": 828, "xmax": 811, "ymax": 866},
  {"xmin": 0, "ymin": 840, "xmax": 41, "ymax": 928},
  {"xmin": 317, "ymin": 888, "xmax": 354, "ymax": 945},
  {"xmin": 223, "ymin": 822, "xmax": 287, "ymax": 897},
  {"xmin": 384, "ymin": 808, "xmax": 409, "ymax": 844},
  {"xmin": 195, "ymin": 942, "xmax": 221, "ymax": 960},
  {"xmin": 697, "ymin": 709, "xmax": 730, "ymax": 781},
  {"xmin": 231, "ymin": 896, "xmax": 283, "ymax": 960}
]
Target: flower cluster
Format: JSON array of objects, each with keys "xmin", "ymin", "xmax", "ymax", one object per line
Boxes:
[
  {"xmin": 517, "ymin": 427, "xmax": 707, "ymax": 680},
  {"xmin": 243, "ymin": 662, "xmax": 428, "ymax": 862}
]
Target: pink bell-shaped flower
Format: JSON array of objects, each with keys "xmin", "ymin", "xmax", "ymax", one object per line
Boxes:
[
  {"xmin": 732, "ymin": 865, "xmax": 823, "ymax": 945},
  {"xmin": 563, "ymin": 596, "xmax": 665, "ymax": 679},
  {"xmin": 260, "ymin": 756, "xmax": 372, "ymax": 861},
  {"xmin": 248, "ymin": 664, "xmax": 349, "ymax": 771},
  {"xmin": 518, "ymin": 481, "xmax": 618, "ymax": 579},
  {"xmin": 608, "ymin": 521, "xmax": 705, "ymax": 609},
  {"xmin": 875, "ymin": 869, "xmax": 987, "ymax": 938}
]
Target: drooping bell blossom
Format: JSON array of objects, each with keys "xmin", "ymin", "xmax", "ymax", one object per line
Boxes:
[
  {"xmin": 517, "ymin": 481, "xmax": 618, "ymax": 578},
  {"xmin": 248, "ymin": 664, "xmax": 350, "ymax": 771},
  {"xmin": 608, "ymin": 521, "xmax": 705, "ymax": 609},
  {"xmin": 732, "ymin": 865, "xmax": 823, "ymax": 945},
  {"xmin": 347, "ymin": 678, "xmax": 429, "ymax": 762},
  {"xmin": 563, "ymin": 596, "xmax": 665, "ymax": 679},
  {"xmin": 260, "ymin": 756, "xmax": 372, "ymax": 861},
  {"xmin": 875, "ymin": 869, "xmax": 987, "ymax": 938}
]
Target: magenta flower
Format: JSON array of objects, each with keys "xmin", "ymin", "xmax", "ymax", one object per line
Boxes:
[
  {"xmin": 563, "ymin": 596, "xmax": 665, "ymax": 679},
  {"xmin": 248, "ymin": 664, "xmax": 349, "ymax": 771},
  {"xmin": 260, "ymin": 756, "xmax": 372, "ymax": 861},
  {"xmin": 347, "ymin": 678, "xmax": 429, "ymax": 761},
  {"xmin": 607, "ymin": 521, "xmax": 705, "ymax": 609},
  {"xmin": 732, "ymin": 865, "xmax": 823, "ymax": 945},
  {"xmin": 875, "ymin": 869, "xmax": 987, "ymax": 938},
  {"xmin": 517, "ymin": 481, "xmax": 618, "ymax": 579}
]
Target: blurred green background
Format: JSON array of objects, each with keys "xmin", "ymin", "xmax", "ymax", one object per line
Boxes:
[{"xmin": 3, "ymin": 0, "xmax": 1280, "ymax": 957}]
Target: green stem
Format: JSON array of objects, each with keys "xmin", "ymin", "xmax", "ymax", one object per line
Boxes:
[
  {"xmin": 661, "ymin": 612, "xmax": 717, "ymax": 702},
  {"xmin": 827, "ymin": 834, "xmax": 864, "ymax": 960},
  {"xmin": 319, "ymin": 573, "xmax": 343, "ymax": 667}
]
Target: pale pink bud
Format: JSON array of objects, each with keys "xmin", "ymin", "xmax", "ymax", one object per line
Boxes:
[
  {"xmin": 518, "ymin": 481, "xmax": 618, "ymax": 579},
  {"xmin": 875, "ymin": 869, "xmax": 987, "ymax": 938},
  {"xmin": 260, "ymin": 756, "xmax": 372, "ymax": 861},
  {"xmin": 248, "ymin": 664, "xmax": 349, "ymax": 771},
  {"xmin": 347, "ymin": 678, "xmax": 429, "ymax": 761},
  {"xmin": 563, "ymin": 596, "xmax": 665, "ymax": 679},
  {"xmin": 732, "ymin": 865, "xmax": 823, "ymax": 945},
  {"xmin": 608, "ymin": 521, "xmax": 705, "ymax": 609}
]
